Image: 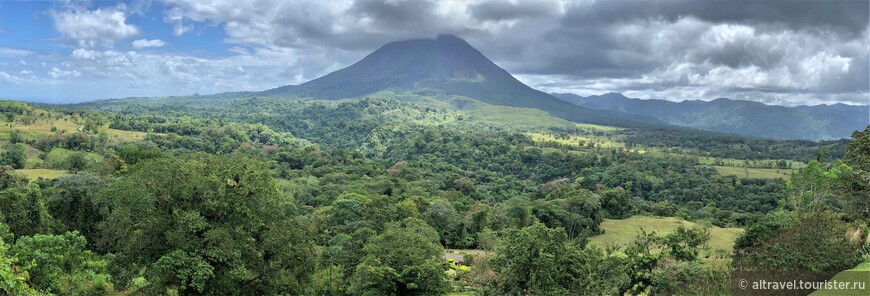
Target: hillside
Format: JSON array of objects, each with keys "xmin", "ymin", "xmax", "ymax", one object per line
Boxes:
[
  {"xmin": 259, "ymin": 34, "xmax": 652, "ymax": 128},
  {"xmin": 552, "ymin": 92, "xmax": 868, "ymax": 140}
]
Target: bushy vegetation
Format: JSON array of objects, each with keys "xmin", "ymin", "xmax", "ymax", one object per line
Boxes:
[{"xmin": 0, "ymin": 99, "xmax": 866, "ymax": 295}]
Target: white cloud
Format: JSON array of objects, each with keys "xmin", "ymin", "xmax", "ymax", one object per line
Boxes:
[
  {"xmin": 0, "ymin": 71, "xmax": 21, "ymax": 84},
  {"xmin": 51, "ymin": 3, "xmax": 139, "ymax": 48},
  {"xmin": 49, "ymin": 67, "xmax": 82, "ymax": 79},
  {"xmin": 18, "ymin": 43, "xmax": 357, "ymax": 100},
  {"xmin": 131, "ymin": 39, "xmax": 167, "ymax": 49},
  {"xmin": 159, "ymin": 0, "xmax": 494, "ymax": 49},
  {"xmin": 3, "ymin": 0, "xmax": 865, "ymax": 106},
  {"xmin": 71, "ymin": 48, "xmax": 96, "ymax": 60}
]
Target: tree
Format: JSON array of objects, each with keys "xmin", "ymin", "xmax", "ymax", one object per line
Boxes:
[
  {"xmin": 494, "ymin": 197, "xmax": 532, "ymax": 230},
  {"xmin": 601, "ymin": 187, "xmax": 634, "ymax": 219},
  {"xmin": 10, "ymin": 231, "xmax": 116, "ymax": 294},
  {"xmin": 0, "ymin": 165, "xmax": 27, "ymax": 190},
  {"xmin": 661, "ymin": 226, "xmax": 710, "ymax": 262},
  {"xmin": 66, "ymin": 152, "xmax": 88, "ymax": 173},
  {"xmin": 0, "ymin": 144, "xmax": 26, "ymax": 169},
  {"xmin": 8, "ymin": 130, "xmax": 22, "ymax": 144},
  {"xmin": 623, "ymin": 226, "xmax": 712, "ymax": 294},
  {"xmin": 329, "ymin": 198, "xmax": 364, "ymax": 233},
  {"xmin": 786, "ymin": 160, "xmax": 850, "ymax": 212},
  {"xmin": 423, "ymin": 199, "xmax": 459, "ymax": 247},
  {"xmin": 117, "ymin": 143, "xmax": 163, "ymax": 166},
  {"xmin": 0, "ymin": 184, "xmax": 55, "ymax": 237},
  {"xmin": 350, "ymin": 220, "xmax": 449, "ymax": 295},
  {"xmin": 95, "ymin": 154, "xmax": 316, "ymax": 294},
  {"xmin": 47, "ymin": 173, "xmax": 107, "ymax": 246},
  {"xmin": 837, "ymin": 126, "xmax": 870, "ymax": 220},
  {"xmin": 732, "ymin": 213, "xmax": 862, "ymax": 273},
  {"xmin": 0, "ymin": 228, "xmax": 36, "ymax": 295},
  {"xmin": 322, "ymin": 227, "xmax": 376, "ymax": 281},
  {"xmin": 489, "ymin": 223, "xmax": 580, "ymax": 295}
]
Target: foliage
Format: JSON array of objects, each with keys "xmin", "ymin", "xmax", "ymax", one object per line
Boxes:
[
  {"xmin": 0, "ymin": 144, "xmax": 26, "ymax": 169},
  {"xmin": 0, "ymin": 229, "xmax": 35, "ymax": 295},
  {"xmin": 732, "ymin": 212, "xmax": 862, "ymax": 272},
  {"xmin": 48, "ymin": 173, "xmax": 107, "ymax": 248},
  {"xmin": 489, "ymin": 223, "xmax": 579, "ymax": 295},
  {"xmin": 0, "ymin": 97, "xmax": 859, "ymax": 294},
  {"xmin": 10, "ymin": 231, "xmax": 116, "ymax": 294},
  {"xmin": 837, "ymin": 126, "xmax": 870, "ymax": 220},
  {"xmin": 786, "ymin": 160, "xmax": 851, "ymax": 212},
  {"xmin": 95, "ymin": 154, "xmax": 315, "ymax": 294},
  {"xmin": 350, "ymin": 220, "xmax": 449, "ymax": 295},
  {"xmin": 623, "ymin": 226, "xmax": 712, "ymax": 294},
  {"xmin": 0, "ymin": 183, "xmax": 56, "ymax": 237}
]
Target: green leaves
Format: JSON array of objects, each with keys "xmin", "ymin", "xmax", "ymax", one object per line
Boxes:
[
  {"xmin": 10, "ymin": 231, "xmax": 115, "ymax": 294},
  {"xmin": 351, "ymin": 220, "xmax": 449, "ymax": 295},
  {"xmin": 732, "ymin": 213, "xmax": 862, "ymax": 273},
  {"xmin": 0, "ymin": 184, "xmax": 56, "ymax": 237},
  {"xmin": 96, "ymin": 154, "xmax": 316, "ymax": 294},
  {"xmin": 0, "ymin": 144, "xmax": 27, "ymax": 169},
  {"xmin": 490, "ymin": 223, "xmax": 573, "ymax": 295},
  {"xmin": 148, "ymin": 251, "xmax": 214, "ymax": 294}
]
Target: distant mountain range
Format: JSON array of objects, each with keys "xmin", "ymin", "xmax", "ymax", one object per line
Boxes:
[
  {"xmin": 211, "ymin": 34, "xmax": 868, "ymax": 140},
  {"xmin": 258, "ymin": 34, "xmax": 651, "ymax": 128},
  {"xmin": 552, "ymin": 92, "xmax": 868, "ymax": 140}
]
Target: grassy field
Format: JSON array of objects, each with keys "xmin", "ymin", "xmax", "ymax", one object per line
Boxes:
[
  {"xmin": 700, "ymin": 156, "xmax": 806, "ymax": 169},
  {"xmin": 102, "ymin": 125, "xmax": 150, "ymax": 142},
  {"xmin": 589, "ymin": 215, "xmax": 744, "ymax": 256},
  {"xmin": 0, "ymin": 118, "xmax": 79, "ymax": 141},
  {"xmin": 16, "ymin": 169, "xmax": 69, "ymax": 180},
  {"xmin": 714, "ymin": 166, "xmax": 795, "ymax": 179},
  {"xmin": 373, "ymin": 91, "xmax": 578, "ymax": 131},
  {"xmin": 466, "ymin": 105, "xmax": 575, "ymax": 130},
  {"xmin": 0, "ymin": 110, "xmax": 149, "ymax": 144},
  {"xmin": 575, "ymin": 122, "xmax": 621, "ymax": 132},
  {"xmin": 43, "ymin": 148, "xmax": 104, "ymax": 169},
  {"xmin": 810, "ymin": 262, "xmax": 870, "ymax": 296},
  {"xmin": 527, "ymin": 132, "xmax": 624, "ymax": 148}
]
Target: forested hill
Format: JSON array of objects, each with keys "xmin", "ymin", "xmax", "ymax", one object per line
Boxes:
[
  {"xmin": 257, "ymin": 34, "xmax": 653, "ymax": 128},
  {"xmin": 0, "ymin": 95, "xmax": 865, "ymax": 295},
  {"xmin": 552, "ymin": 92, "xmax": 868, "ymax": 140}
]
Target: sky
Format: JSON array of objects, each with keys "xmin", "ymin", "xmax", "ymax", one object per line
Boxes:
[{"xmin": 0, "ymin": 0, "xmax": 868, "ymax": 106}]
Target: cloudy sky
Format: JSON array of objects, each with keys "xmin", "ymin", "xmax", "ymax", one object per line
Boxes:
[{"xmin": 0, "ymin": 0, "xmax": 867, "ymax": 106}]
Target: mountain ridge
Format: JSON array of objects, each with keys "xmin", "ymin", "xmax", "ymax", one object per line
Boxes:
[{"xmin": 552, "ymin": 92, "xmax": 868, "ymax": 140}]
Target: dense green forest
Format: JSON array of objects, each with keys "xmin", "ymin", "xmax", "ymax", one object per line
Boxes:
[{"xmin": 0, "ymin": 98, "xmax": 867, "ymax": 295}]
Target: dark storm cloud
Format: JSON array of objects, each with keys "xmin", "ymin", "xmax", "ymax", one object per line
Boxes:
[
  {"xmin": 475, "ymin": 0, "xmax": 869, "ymax": 105},
  {"xmin": 351, "ymin": 0, "xmax": 438, "ymax": 28},
  {"xmin": 21, "ymin": 0, "xmax": 865, "ymax": 106},
  {"xmin": 498, "ymin": 0, "xmax": 867, "ymax": 76},
  {"xmin": 293, "ymin": 0, "xmax": 483, "ymax": 51},
  {"xmin": 561, "ymin": 0, "xmax": 869, "ymax": 36},
  {"xmin": 470, "ymin": 0, "xmax": 560, "ymax": 21}
]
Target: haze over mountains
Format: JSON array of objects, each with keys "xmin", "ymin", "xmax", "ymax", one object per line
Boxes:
[{"xmin": 552, "ymin": 92, "xmax": 868, "ymax": 140}]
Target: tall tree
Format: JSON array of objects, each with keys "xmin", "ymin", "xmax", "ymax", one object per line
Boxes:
[
  {"xmin": 95, "ymin": 154, "xmax": 315, "ymax": 294},
  {"xmin": 838, "ymin": 126, "xmax": 870, "ymax": 220},
  {"xmin": 350, "ymin": 219, "xmax": 449, "ymax": 295}
]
